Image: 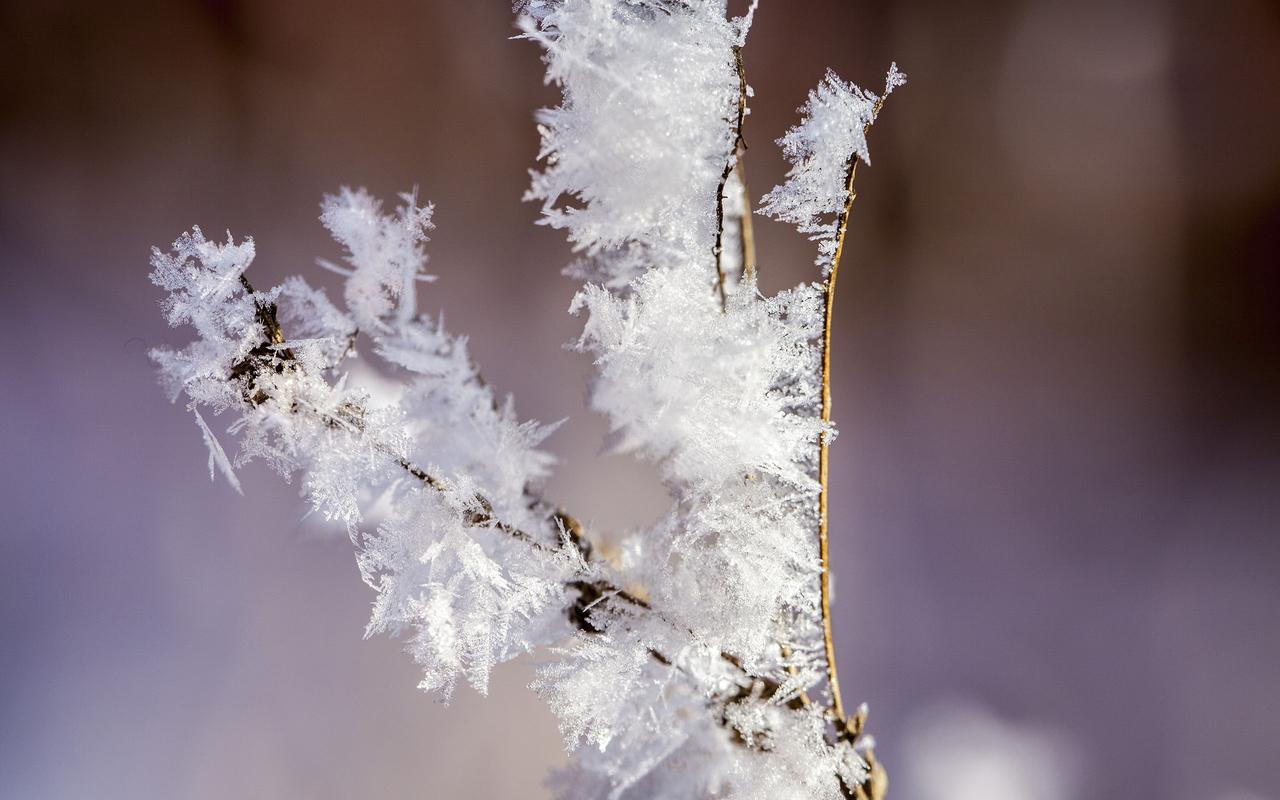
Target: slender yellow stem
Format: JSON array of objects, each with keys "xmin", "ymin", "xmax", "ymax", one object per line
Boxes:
[{"xmin": 818, "ymin": 153, "xmax": 860, "ymax": 725}]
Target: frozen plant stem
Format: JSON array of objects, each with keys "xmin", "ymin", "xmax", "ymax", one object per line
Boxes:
[
  {"xmin": 152, "ymin": 4, "xmax": 905, "ymax": 797},
  {"xmin": 817, "ymin": 95, "xmax": 887, "ymax": 731}
]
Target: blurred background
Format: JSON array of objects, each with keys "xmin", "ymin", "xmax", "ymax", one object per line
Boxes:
[{"xmin": 2, "ymin": 1, "xmax": 1278, "ymax": 797}]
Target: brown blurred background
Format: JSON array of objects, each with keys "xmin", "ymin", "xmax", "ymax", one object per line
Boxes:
[{"xmin": 2, "ymin": 1, "xmax": 1278, "ymax": 798}]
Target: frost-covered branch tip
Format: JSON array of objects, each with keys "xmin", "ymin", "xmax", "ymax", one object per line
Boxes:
[{"xmin": 760, "ymin": 62, "xmax": 905, "ymax": 274}]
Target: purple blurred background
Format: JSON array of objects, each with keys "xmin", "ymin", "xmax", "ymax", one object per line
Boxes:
[{"xmin": 2, "ymin": 1, "xmax": 1278, "ymax": 797}]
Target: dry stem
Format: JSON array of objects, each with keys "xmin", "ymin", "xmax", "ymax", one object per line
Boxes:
[
  {"xmin": 713, "ymin": 46, "xmax": 749, "ymax": 308},
  {"xmin": 817, "ymin": 92, "xmax": 886, "ymax": 738},
  {"xmin": 819, "ymin": 153, "xmax": 861, "ymax": 726}
]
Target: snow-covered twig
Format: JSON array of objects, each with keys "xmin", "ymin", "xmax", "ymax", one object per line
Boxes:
[{"xmin": 151, "ymin": 3, "xmax": 904, "ymax": 797}]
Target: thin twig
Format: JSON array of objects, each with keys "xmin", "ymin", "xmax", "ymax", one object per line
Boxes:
[
  {"xmin": 817, "ymin": 95, "xmax": 886, "ymax": 733},
  {"xmin": 818, "ymin": 152, "xmax": 861, "ymax": 726},
  {"xmin": 713, "ymin": 46, "xmax": 749, "ymax": 309}
]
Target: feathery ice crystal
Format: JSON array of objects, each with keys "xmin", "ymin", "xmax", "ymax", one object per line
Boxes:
[{"xmin": 151, "ymin": 2, "xmax": 902, "ymax": 797}]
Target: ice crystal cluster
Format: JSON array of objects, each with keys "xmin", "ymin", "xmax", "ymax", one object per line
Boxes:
[{"xmin": 151, "ymin": 1, "xmax": 902, "ymax": 797}]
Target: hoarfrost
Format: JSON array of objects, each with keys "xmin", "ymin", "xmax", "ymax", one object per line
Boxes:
[{"xmin": 152, "ymin": 2, "xmax": 902, "ymax": 796}]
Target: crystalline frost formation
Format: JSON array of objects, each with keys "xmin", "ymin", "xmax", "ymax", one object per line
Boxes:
[{"xmin": 151, "ymin": 1, "xmax": 902, "ymax": 797}]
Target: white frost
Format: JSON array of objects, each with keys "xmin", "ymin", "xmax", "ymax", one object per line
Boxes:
[
  {"xmin": 760, "ymin": 64, "xmax": 906, "ymax": 273},
  {"xmin": 152, "ymin": 2, "xmax": 903, "ymax": 796}
]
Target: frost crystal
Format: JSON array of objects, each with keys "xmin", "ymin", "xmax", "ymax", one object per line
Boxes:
[
  {"xmin": 760, "ymin": 64, "xmax": 905, "ymax": 273},
  {"xmin": 521, "ymin": 0, "xmax": 748, "ymax": 287},
  {"xmin": 153, "ymin": 2, "xmax": 902, "ymax": 797}
]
